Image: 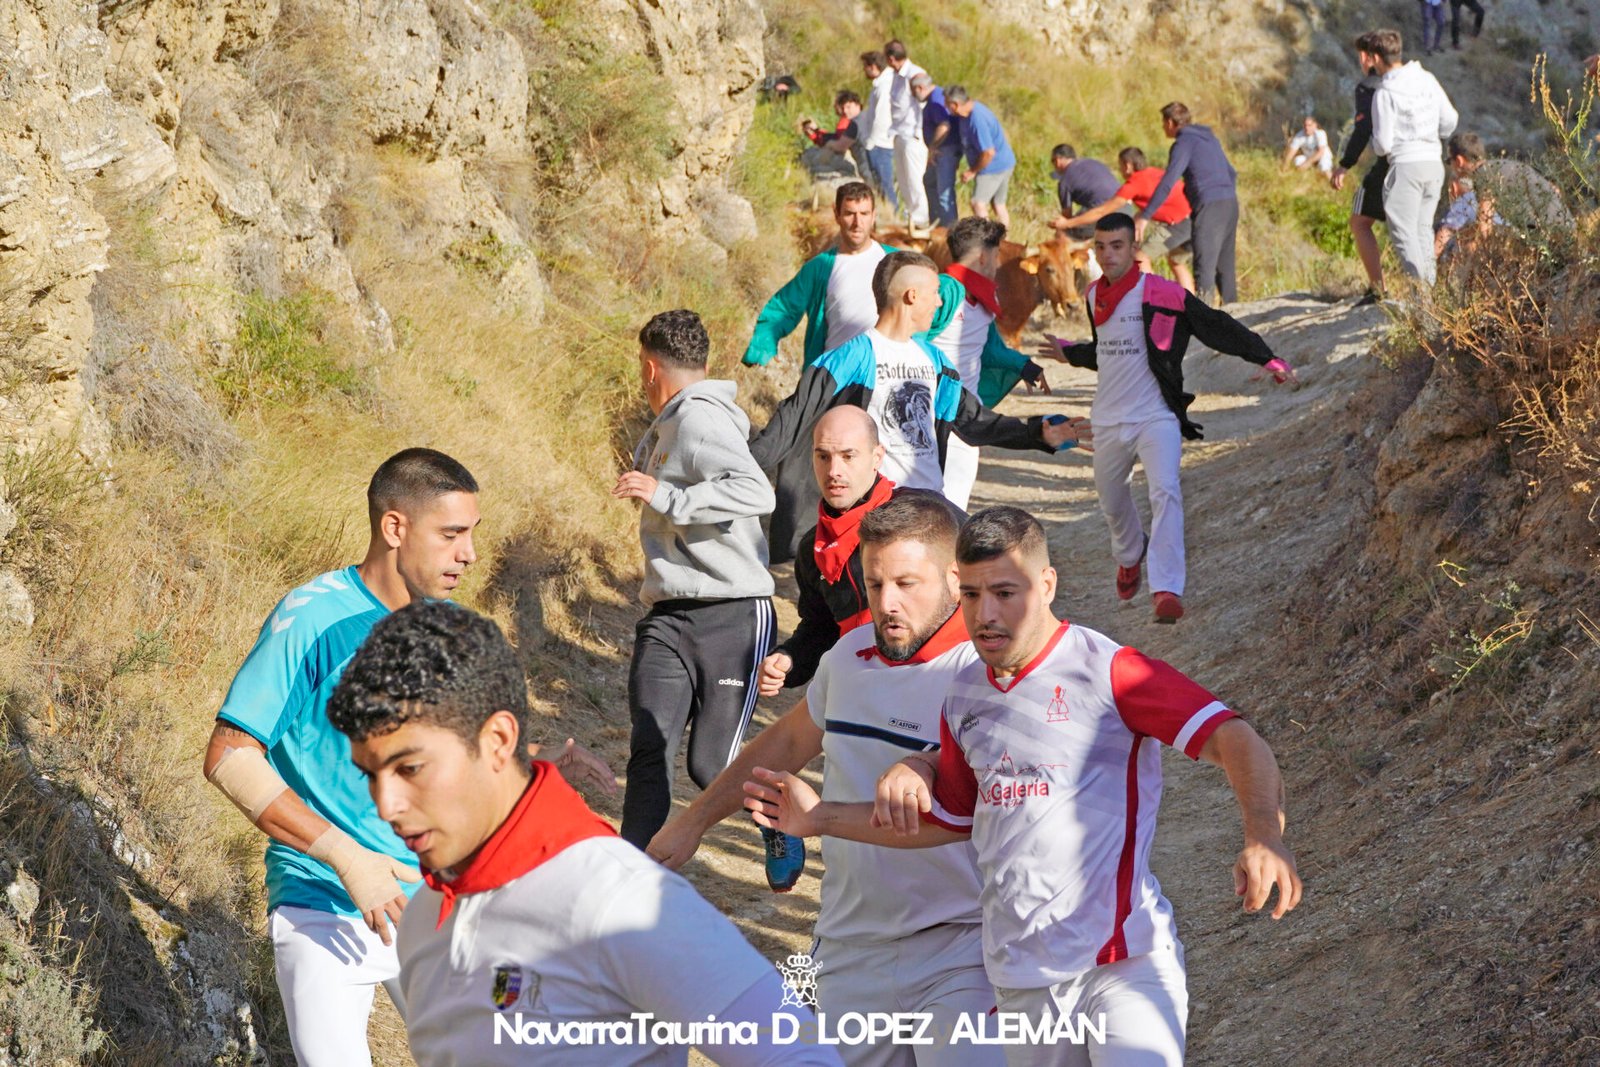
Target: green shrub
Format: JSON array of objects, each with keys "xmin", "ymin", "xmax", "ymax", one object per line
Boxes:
[{"xmin": 215, "ymin": 291, "xmax": 364, "ymax": 410}]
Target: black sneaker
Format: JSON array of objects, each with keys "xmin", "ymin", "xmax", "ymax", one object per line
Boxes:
[{"xmin": 1355, "ymin": 288, "xmax": 1382, "ymax": 307}]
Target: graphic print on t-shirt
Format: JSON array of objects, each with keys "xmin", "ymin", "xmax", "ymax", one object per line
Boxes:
[
  {"xmin": 883, "ymin": 380, "xmax": 934, "ymax": 450},
  {"xmin": 865, "ymin": 330, "xmax": 944, "ymax": 490}
]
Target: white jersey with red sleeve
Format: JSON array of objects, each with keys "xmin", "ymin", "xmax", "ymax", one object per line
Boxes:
[{"xmin": 924, "ymin": 620, "xmax": 1237, "ymax": 990}]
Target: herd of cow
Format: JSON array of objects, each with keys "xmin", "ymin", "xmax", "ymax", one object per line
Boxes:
[{"xmin": 792, "ymin": 209, "xmax": 1094, "ymax": 343}]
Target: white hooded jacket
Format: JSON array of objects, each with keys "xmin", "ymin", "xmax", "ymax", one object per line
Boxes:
[{"xmin": 1371, "ymin": 61, "xmax": 1459, "ymax": 165}]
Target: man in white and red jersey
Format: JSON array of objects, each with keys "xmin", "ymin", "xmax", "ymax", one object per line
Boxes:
[
  {"xmin": 650, "ymin": 491, "xmax": 1004, "ymax": 1067},
  {"xmin": 330, "ymin": 600, "xmax": 841, "ymax": 1067},
  {"xmin": 746, "ymin": 506, "xmax": 1301, "ymax": 1066}
]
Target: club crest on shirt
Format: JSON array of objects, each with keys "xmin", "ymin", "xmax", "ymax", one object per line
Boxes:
[
  {"xmin": 1045, "ymin": 684, "xmax": 1070, "ymax": 723},
  {"xmin": 491, "ymin": 965, "xmax": 523, "ymax": 1011}
]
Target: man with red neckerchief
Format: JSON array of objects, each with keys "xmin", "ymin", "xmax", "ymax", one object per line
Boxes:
[
  {"xmin": 651, "ymin": 493, "xmax": 1005, "ymax": 1067},
  {"xmin": 744, "ymin": 506, "xmax": 1302, "ymax": 1067},
  {"xmin": 330, "ymin": 600, "xmax": 841, "ymax": 1067},
  {"xmin": 927, "ymin": 216, "xmax": 1051, "ymax": 511},
  {"xmin": 1038, "ymin": 212, "xmax": 1294, "ymax": 624}
]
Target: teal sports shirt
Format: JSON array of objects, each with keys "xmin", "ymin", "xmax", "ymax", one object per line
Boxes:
[{"xmin": 217, "ymin": 565, "xmax": 420, "ymax": 916}]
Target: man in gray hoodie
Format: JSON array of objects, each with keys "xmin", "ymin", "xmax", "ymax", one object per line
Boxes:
[
  {"xmin": 1368, "ymin": 27, "xmax": 1458, "ymax": 287},
  {"xmin": 613, "ymin": 309, "xmax": 783, "ymax": 861}
]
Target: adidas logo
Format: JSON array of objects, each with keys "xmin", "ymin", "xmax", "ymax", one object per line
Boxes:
[{"xmin": 716, "ymin": 677, "xmax": 747, "ymax": 688}]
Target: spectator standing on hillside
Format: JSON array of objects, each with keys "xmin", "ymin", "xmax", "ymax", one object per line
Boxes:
[
  {"xmin": 743, "ymin": 182, "xmax": 896, "ymax": 562},
  {"xmin": 946, "ymin": 86, "xmax": 1016, "ymax": 228},
  {"xmin": 885, "ymin": 40, "xmax": 932, "ymax": 233},
  {"xmin": 612, "ymin": 310, "xmax": 787, "ymax": 882},
  {"xmin": 1332, "ymin": 37, "xmax": 1390, "ymax": 305},
  {"xmin": 860, "ymin": 52, "xmax": 898, "ymax": 214},
  {"xmin": 910, "ymin": 72, "xmax": 961, "ymax": 228},
  {"xmin": 1039, "ymin": 215, "xmax": 1293, "ymax": 623},
  {"xmin": 1048, "ymin": 143, "xmax": 1122, "ymax": 240},
  {"xmin": 1137, "ymin": 101, "xmax": 1240, "ymax": 304},
  {"xmin": 1419, "ymin": 0, "xmax": 1446, "ymax": 56},
  {"xmin": 1282, "ymin": 115, "xmax": 1333, "ymax": 175},
  {"xmin": 1369, "ymin": 27, "xmax": 1458, "ymax": 288},
  {"xmin": 1056, "ymin": 147, "xmax": 1197, "ymax": 294},
  {"xmin": 1449, "ymin": 0, "xmax": 1484, "ymax": 49}
]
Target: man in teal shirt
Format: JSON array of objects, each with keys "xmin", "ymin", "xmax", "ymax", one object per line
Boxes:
[{"xmin": 202, "ymin": 448, "xmax": 611, "ymax": 1065}]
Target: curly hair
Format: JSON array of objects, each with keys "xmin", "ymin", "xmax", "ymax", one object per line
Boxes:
[
  {"xmin": 638, "ymin": 308, "xmax": 709, "ymax": 370},
  {"xmin": 327, "ymin": 600, "xmax": 531, "ymax": 751}
]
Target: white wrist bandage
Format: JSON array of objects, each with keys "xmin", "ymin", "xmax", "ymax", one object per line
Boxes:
[{"xmin": 206, "ymin": 746, "xmax": 290, "ymax": 824}]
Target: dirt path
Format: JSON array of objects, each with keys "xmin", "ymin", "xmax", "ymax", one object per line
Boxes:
[{"xmin": 372, "ymin": 293, "xmax": 1392, "ymax": 1065}]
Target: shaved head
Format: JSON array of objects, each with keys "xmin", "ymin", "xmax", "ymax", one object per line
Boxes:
[{"xmin": 814, "ymin": 404, "xmax": 879, "ymax": 448}]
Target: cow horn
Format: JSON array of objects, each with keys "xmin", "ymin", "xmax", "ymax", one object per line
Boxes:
[{"xmin": 1023, "ymin": 243, "xmax": 1039, "ymax": 258}]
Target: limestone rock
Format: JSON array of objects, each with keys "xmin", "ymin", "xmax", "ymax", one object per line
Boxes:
[{"xmin": 0, "ymin": 570, "xmax": 34, "ymax": 632}]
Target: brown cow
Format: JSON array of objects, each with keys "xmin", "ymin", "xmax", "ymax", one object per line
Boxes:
[{"xmin": 991, "ymin": 235, "xmax": 1093, "ymax": 345}]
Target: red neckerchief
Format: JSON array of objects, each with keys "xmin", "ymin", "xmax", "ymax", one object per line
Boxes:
[
  {"xmin": 945, "ymin": 263, "xmax": 1001, "ymax": 318},
  {"xmin": 814, "ymin": 476, "xmax": 895, "ymax": 584},
  {"xmin": 856, "ymin": 606, "xmax": 969, "ymax": 666},
  {"xmin": 423, "ymin": 762, "xmax": 616, "ymax": 928},
  {"xmin": 1092, "ymin": 268, "xmax": 1142, "ymax": 328}
]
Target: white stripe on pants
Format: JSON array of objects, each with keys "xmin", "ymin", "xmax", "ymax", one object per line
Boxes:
[
  {"xmin": 942, "ymin": 436, "xmax": 980, "ymax": 512},
  {"xmin": 893, "ymin": 134, "xmax": 930, "ymax": 228},
  {"xmin": 271, "ymin": 904, "xmax": 405, "ymax": 1067},
  {"xmin": 1091, "ymin": 417, "xmax": 1185, "ymax": 597},
  {"xmin": 815, "ymin": 922, "xmax": 1004, "ymax": 1067},
  {"xmin": 993, "ymin": 944, "xmax": 1188, "ymax": 1066},
  {"xmin": 1382, "ymin": 158, "xmax": 1444, "ymax": 286}
]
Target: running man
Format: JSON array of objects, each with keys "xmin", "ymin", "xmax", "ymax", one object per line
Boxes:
[
  {"xmin": 201, "ymin": 448, "xmax": 613, "ymax": 1066},
  {"xmin": 651, "ymin": 492, "xmax": 1005, "ymax": 1067},
  {"xmin": 744, "ymin": 180, "xmax": 895, "ymax": 563},
  {"xmin": 1331, "ymin": 35, "xmax": 1390, "ymax": 305},
  {"xmin": 926, "ymin": 216, "xmax": 1051, "ymax": 510},
  {"xmin": 1039, "ymin": 214, "xmax": 1292, "ymax": 623},
  {"xmin": 614, "ymin": 310, "xmax": 782, "ymax": 870},
  {"xmin": 748, "ymin": 251, "xmax": 1087, "ymax": 510},
  {"xmin": 745, "ymin": 505, "xmax": 1302, "ymax": 1067},
  {"xmin": 330, "ymin": 601, "xmax": 842, "ymax": 1067}
]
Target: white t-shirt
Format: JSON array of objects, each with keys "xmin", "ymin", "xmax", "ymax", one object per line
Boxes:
[
  {"xmin": 1289, "ymin": 128, "xmax": 1332, "ymax": 171},
  {"xmin": 1089, "ymin": 275, "xmax": 1170, "ymax": 428},
  {"xmin": 806, "ymin": 620, "xmax": 985, "ymax": 943},
  {"xmin": 925, "ymin": 621, "xmax": 1237, "ymax": 990},
  {"xmin": 824, "ymin": 245, "xmax": 888, "ymax": 351},
  {"xmin": 864, "ymin": 329, "xmax": 944, "ymax": 491},
  {"xmin": 929, "ymin": 296, "xmax": 991, "ymax": 395},
  {"xmin": 399, "ymin": 836, "xmax": 779, "ymax": 1066}
]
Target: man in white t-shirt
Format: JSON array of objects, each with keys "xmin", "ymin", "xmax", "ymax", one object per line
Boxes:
[
  {"xmin": 330, "ymin": 601, "xmax": 841, "ymax": 1067},
  {"xmin": 745, "ymin": 506, "xmax": 1302, "ymax": 1067},
  {"xmin": 1282, "ymin": 115, "xmax": 1332, "ymax": 175},
  {"xmin": 751, "ymin": 252, "xmax": 1088, "ymax": 515},
  {"xmin": 1039, "ymin": 213, "xmax": 1292, "ymax": 623},
  {"xmin": 650, "ymin": 491, "xmax": 1005, "ymax": 1067},
  {"xmin": 744, "ymin": 181, "xmax": 895, "ymax": 562},
  {"xmin": 884, "ymin": 38, "xmax": 931, "ymax": 231}
]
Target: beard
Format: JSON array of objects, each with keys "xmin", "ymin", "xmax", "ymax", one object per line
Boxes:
[{"xmin": 875, "ymin": 595, "xmax": 959, "ymax": 661}]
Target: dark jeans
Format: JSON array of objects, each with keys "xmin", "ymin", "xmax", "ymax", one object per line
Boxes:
[
  {"xmin": 923, "ymin": 147, "xmax": 961, "ymax": 228},
  {"xmin": 1419, "ymin": 0, "xmax": 1446, "ymax": 52},
  {"xmin": 1191, "ymin": 198, "xmax": 1239, "ymax": 304},
  {"xmin": 620, "ymin": 596, "xmax": 775, "ymax": 848},
  {"xmin": 866, "ymin": 146, "xmax": 898, "ymax": 212},
  {"xmin": 1450, "ymin": 0, "xmax": 1484, "ymax": 45}
]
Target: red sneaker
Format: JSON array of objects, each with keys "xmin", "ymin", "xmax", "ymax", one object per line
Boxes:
[
  {"xmin": 1152, "ymin": 592, "xmax": 1184, "ymax": 624},
  {"xmin": 1115, "ymin": 535, "xmax": 1149, "ymax": 601}
]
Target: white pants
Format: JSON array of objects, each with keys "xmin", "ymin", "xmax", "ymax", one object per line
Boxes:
[
  {"xmin": 893, "ymin": 134, "xmax": 931, "ymax": 228},
  {"xmin": 942, "ymin": 436, "xmax": 981, "ymax": 512},
  {"xmin": 1091, "ymin": 417, "xmax": 1185, "ymax": 597},
  {"xmin": 271, "ymin": 904, "xmax": 405, "ymax": 1067},
  {"xmin": 816, "ymin": 923, "xmax": 1004, "ymax": 1067},
  {"xmin": 994, "ymin": 945, "xmax": 1188, "ymax": 1067}
]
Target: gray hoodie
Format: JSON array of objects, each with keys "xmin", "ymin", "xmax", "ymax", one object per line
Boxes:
[
  {"xmin": 632, "ymin": 379, "xmax": 775, "ymax": 607},
  {"xmin": 1371, "ymin": 61, "xmax": 1458, "ymax": 165}
]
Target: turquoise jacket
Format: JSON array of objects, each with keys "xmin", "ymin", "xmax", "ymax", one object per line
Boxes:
[{"xmin": 742, "ymin": 243, "xmax": 899, "ymax": 368}]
